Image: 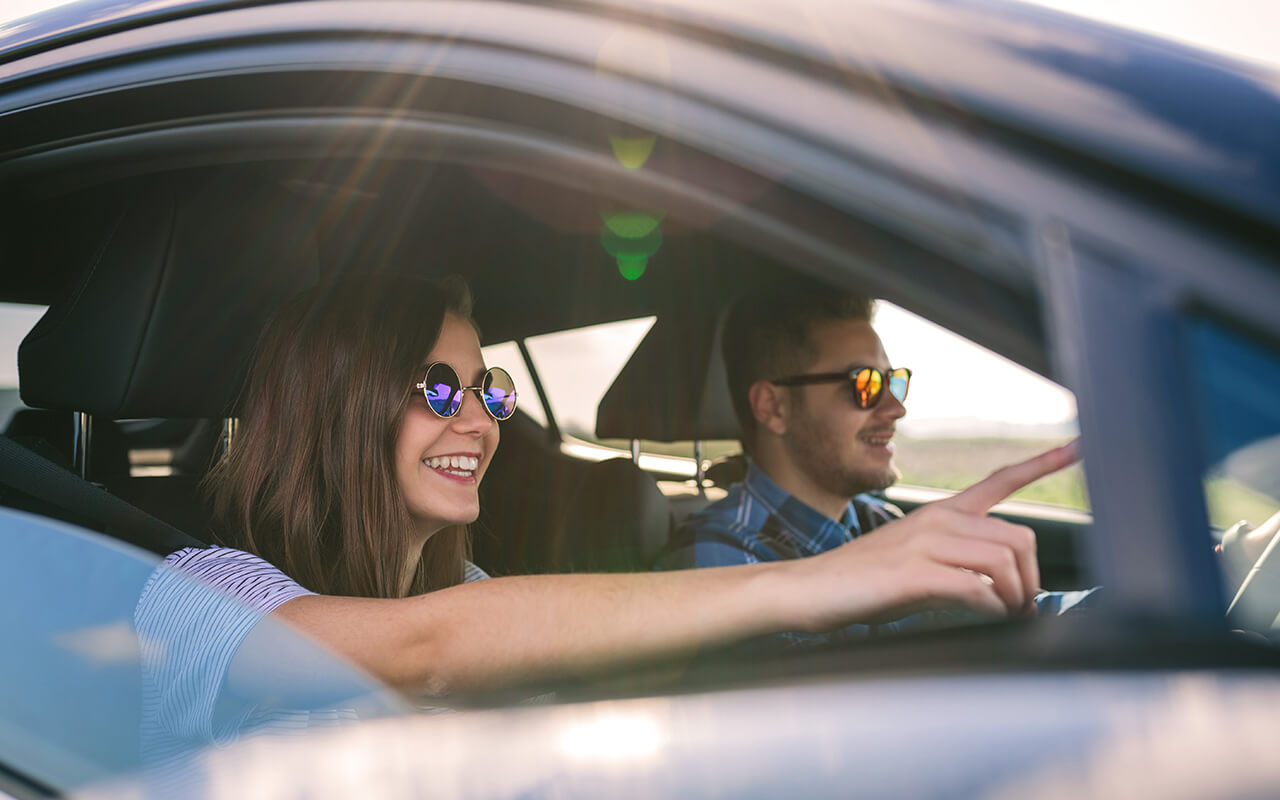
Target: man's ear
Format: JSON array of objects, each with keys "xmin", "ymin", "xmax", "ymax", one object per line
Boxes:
[{"xmin": 748, "ymin": 380, "xmax": 788, "ymax": 437}]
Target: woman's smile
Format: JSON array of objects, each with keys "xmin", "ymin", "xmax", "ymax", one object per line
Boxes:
[{"xmin": 422, "ymin": 452, "xmax": 481, "ymax": 483}]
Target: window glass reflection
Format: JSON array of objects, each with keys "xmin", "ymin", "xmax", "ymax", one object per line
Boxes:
[{"xmin": 0, "ymin": 511, "xmax": 403, "ymax": 795}]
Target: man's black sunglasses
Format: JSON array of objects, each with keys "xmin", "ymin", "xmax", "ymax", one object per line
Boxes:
[{"xmin": 772, "ymin": 366, "xmax": 912, "ymax": 409}]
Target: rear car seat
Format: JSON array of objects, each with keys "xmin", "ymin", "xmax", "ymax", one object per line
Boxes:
[
  {"xmin": 477, "ymin": 413, "xmax": 673, "ymax": 575},
  {"xmin": 475, "ymin": 303, "xmax": 751, "ymax": 577}
]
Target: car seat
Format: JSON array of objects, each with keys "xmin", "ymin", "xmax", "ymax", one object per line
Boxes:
[
  {"xmin": 477, "ymin": 410, "xmax": 674, "ymax": 575},
  {"xmin": 13, "ymin": 174, "xmax": 331, "ymax": 550},
  {"xmin": 596, "ymin": 305, "xmax": 743, "ymax": 526}
]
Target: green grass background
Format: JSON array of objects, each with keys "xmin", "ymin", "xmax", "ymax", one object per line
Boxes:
[
  {"xmin": 601, "ymin": 434, "xmax": 1277, "ymax": 530},
  {"xmin": 890, "ymin": 436, "xmax": 1275, "ymax": 530}
]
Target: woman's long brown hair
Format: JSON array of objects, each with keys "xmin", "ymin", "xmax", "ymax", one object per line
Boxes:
[{"xmin": 207, "ymin": 275, "xmax": 474, "ymax": 597}]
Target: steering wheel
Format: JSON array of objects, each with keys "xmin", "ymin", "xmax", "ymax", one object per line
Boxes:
[{"xmin": 1224, "ymin": 510, "xmax": 1280, "ymax": 633}]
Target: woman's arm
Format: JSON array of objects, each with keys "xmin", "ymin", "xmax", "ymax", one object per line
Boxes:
[
  {"xmin": 264, "ymin": 442, "xmax": 1076, "ymax": 694},
  {"xmin": 273, "ymin": 563, "xmax": 791, "ymax": 694}
]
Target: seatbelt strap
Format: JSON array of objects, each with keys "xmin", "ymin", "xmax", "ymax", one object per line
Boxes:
[{"xmin": 0, "ymin": 434, "xmax": 205, "ymax": 554}]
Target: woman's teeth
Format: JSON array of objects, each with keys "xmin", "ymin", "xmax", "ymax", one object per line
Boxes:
[{"xmin": 424, "ymin": 455, "xmax": 479, "ymax": 475}]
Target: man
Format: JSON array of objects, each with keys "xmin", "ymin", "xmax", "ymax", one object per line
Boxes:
[{"xmin": 658, "ymin": 278, "xmax": 1093, "ymax": 641}]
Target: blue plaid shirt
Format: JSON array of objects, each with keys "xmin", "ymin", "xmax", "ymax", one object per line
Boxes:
[{"xmin": 658, "ymin": 462, "xmax": 1096, "ymax": 645}]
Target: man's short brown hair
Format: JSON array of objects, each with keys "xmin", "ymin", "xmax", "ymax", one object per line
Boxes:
[{"xmin": 722, "ymin": 277, "xmax": 874, "ymax": 453}]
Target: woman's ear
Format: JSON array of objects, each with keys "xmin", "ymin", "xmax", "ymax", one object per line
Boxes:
[{"xmin": 748, "ymin": 380, "xmax": 788, "ymax": 437}]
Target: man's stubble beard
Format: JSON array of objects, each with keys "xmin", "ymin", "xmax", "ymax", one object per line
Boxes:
[
  {"xmin": 787, "ymin": 415, "xmax": 899, "ymax": 500},
  {"xmin": 831, "ymin": 450, "xmax": 899, "ymax": 497}
]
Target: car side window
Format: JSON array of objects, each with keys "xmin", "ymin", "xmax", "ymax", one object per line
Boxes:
[
  {"xmin": 0, "ymin": 509, "xmax": 404, "ymax": 795},
  {"xmin": 1188, "ymin": 317, "xmax": 1280, "ymax": 525},
  {"xmin": 1186, "ymin": 316, "xmax": 1280, "ymax": 630}
]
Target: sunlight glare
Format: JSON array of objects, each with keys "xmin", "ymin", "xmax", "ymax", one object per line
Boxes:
[{"xmin": 556, "ymin": 712, "xmax": 665, "ymax": 763}]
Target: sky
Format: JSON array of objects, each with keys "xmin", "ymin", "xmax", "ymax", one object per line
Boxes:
[
  {"xmin": 1025, "ymin": 0, "xmax": 1279, "ymax": 70},
  {"xmin": 2, "ymin": 0, "xmax": 1274, "ymax": 435}
]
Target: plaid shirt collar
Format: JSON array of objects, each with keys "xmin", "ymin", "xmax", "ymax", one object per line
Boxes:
[{"xmin": 742, "ymin": 460, "xmax": 862, "ymax": 557}]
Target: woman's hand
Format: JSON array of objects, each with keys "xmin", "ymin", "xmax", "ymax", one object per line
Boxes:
[{"xmin": 793, "ymin": 441, "xmax": 1080, "ymax": 631}]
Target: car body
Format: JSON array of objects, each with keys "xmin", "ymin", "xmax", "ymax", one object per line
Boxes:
[{"xmin": 1, "ymin": 0, "xmax": 1279, "ymax": 797}]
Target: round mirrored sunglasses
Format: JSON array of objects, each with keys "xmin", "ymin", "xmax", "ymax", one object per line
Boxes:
[{"xmin": 415, "ymin": 362, "xmax": 519, "ymax": 421}]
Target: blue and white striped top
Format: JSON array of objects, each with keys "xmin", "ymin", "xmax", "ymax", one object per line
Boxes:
[{"xmin": 133, "ymin": 545, "xmax": 488, "ymax": 780}]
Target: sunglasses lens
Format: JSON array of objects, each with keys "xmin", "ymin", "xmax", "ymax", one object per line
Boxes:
[
  {"xmin": 888, "ymin": 368, "xmax": 911, "ymax": 403},
  {"xmin": 423, "ymin": 363, "xmax": 463, "ymax": 417},
  {"xmin": 854, "ymin": 368, "xmax": 883, "ymax": 408},
  {"xmin": 482, "ymin": 367, "xmax": 518, "ymax": 420}
]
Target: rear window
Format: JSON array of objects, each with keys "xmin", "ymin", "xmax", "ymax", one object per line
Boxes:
[
  {"xmin": 524, "ymin": 316, "xmax": 655, "ymax": 437},
  {"xmin": 0, "ymin": 302, "xmax": 45, "ymax": 428}
]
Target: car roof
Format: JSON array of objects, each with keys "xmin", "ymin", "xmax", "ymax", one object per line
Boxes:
[
  {"xmin": 3, "ymin": 0, "xmax": 1278, "ymax": 236},
  {"xmin": 0, "ymin": 0, "xmax": 249, "ymax": 60}
]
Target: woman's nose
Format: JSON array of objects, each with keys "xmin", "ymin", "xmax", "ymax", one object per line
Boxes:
[{"xmin": 452, "ymin": 389, "xmax": 495, "ymax": 432}]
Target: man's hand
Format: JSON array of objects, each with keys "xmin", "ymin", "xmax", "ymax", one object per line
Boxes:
[
  {"xmin": 1219, "ymin": 508, "xmax": 1280, "ymax": 590},
  {"xmin": 799, "ymin": 440, "xmax": 1080, "ymax": 631}
]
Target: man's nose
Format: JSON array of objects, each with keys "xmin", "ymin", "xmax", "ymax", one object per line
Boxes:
[{"xmin": 878, "ymin": 388, "xmax": 907, "ymax": 419}]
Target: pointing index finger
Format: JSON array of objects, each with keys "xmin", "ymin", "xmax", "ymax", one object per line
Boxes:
[{"xmin": 942, "ymin": 439, "xmax": 1081, "ymax": 514}]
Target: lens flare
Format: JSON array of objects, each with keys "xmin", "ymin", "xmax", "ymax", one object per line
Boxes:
[
  {"xmin": 608, "ymin": 135, "xmax": 657, "ymax": 170},
  {"xmin": 601, "ymin": 220, "xmax": 663, "ymax": 281},
  {"xmin": 603, "ymin": 211, "xmax": 663, "ymax": 238}
]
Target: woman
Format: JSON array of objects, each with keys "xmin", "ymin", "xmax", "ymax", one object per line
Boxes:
[{"xmin": 142, "ymin": 274, "xmax": 1075, "ymax": 698}]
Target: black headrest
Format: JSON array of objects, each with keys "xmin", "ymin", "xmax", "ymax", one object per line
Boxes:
[
  {"xmin": 18, "ymin": 175, "xmax": 328, "ymax": 418},
  {"xmin": 594, "ymin": 310, "xmax": 739, "ymax": 442}
]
